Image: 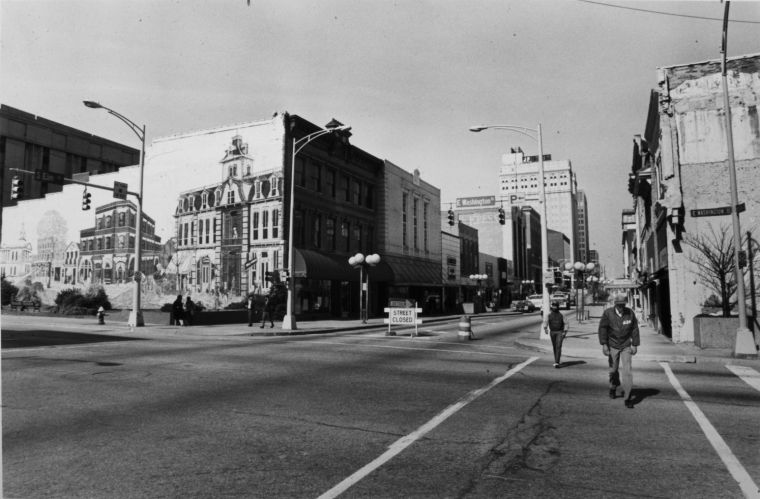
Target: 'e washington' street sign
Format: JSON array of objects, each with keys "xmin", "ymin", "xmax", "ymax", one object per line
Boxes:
[{"xmin": 690, "ymin": 203, "xmax": 745, "ymax": 217}]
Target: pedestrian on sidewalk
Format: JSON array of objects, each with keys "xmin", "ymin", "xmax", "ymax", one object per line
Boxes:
[
  {"xmin": 184, "ymin": 296, "xmax": 196, "ymax": 326},
  {"xmin": 247, "ymin": 292, "xmax": 256, "ymax": 327},
  {"xmin": 598, "ymin": 293, "xmax": 640, "ymax": 408},
  {"xmin": 260, "ymin": 295, "xmax": 274, "ymax": 328},
  {"xmin": 543, "ymin": 301, "xmax": 569, "ymax": 367},
  {"xmin": 171, "ymin": 294, "xmax": 184, "ymax": 326}
]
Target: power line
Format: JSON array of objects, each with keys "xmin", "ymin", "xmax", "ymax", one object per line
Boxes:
[{"xmin": 576, "ymin": 0, "xmax": 760, "ymax": 24}]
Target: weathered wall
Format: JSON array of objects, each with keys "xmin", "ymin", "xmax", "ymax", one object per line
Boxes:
[{"xmin": 659, "ymin": 54, "xmax": 760, "ymax": 343}]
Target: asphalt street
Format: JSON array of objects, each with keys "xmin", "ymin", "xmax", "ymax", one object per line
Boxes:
[{"xmin": 2, "ymin": 313, "xmax": 759, "ymax": 498}]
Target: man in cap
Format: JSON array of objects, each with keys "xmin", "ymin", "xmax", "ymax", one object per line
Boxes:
[
  {"xmin": 598, "ymin": 293, "xmax": 640, "ymax": 408},
  {"xmin": 543, "ymin": 301, "xmax": 569, "ymax": 367}
]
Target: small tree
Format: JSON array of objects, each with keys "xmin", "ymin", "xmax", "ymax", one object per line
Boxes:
[
  {"xmin": 683, "ymin": 223, "xmax": 747, "ymax": 317},
  {"xmin": 1, "ymin": 276, "xmax": 19, "ymax": 305}
]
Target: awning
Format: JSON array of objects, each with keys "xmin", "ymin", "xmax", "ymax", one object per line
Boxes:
[
  {"xmin": 605, "ymin": 279, "xmax": 638, "ymax": 289},
  {"xmin": 382, "ymin": 254, "xmax": 442, "ymax": 286},
  {"xmin": 294, "ymin": 249, "xmax": 393, "ymax": 282}
]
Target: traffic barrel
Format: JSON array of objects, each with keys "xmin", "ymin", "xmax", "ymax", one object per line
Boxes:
[{"xmin": 458, "ymin": 315, "xmax": 474, "ymax": 340}]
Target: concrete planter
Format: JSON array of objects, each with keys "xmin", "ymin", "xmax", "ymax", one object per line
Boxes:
[{"xmin": 692, "ymin": 315, "xmax": 748, "ymax": 348}]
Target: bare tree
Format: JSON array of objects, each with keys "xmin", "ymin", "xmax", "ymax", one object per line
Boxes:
[{"xmin": 683, "ymin": 223, "xmax": 748, "ymax": 317}]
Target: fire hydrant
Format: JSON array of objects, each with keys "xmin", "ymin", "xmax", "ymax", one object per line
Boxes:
[{"xmin": 97, "ymin": 306, "xmax": 106, "ymax": 325}]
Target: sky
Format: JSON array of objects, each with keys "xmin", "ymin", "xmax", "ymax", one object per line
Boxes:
[{"xmin": 2, "ymin": 0, "xmax": 759, "ymax": 278}]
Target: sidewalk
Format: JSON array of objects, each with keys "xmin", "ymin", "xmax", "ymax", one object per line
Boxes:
[{"xmin": 514, "ymin": 307, "xmax": 750, "ymax": 365}]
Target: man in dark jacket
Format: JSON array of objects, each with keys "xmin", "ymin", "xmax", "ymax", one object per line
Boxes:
[
  {"xmin": 543, "ymin": 301, "xmax": 569, "ymax": 368},
  {"xmin": 598, "ymin": 293, "xmax": 640, "ymax": 408}
]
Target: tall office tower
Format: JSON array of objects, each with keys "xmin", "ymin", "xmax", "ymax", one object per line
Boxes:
[{"xmin": 498, "ymin": 147, "xmax": 578, "ymax": 262}]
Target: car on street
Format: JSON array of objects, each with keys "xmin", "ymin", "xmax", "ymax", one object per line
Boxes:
[
  {"xmin": 527, "ymin": 294, "xmax": 543, "ymax": 310},
  {"xmin": 551, "ymin": 292, "xmax": 570, "ymax": 309},
  {"xmin": 512, "ymin": 299, "xmax": 536, "ymax": 313}
]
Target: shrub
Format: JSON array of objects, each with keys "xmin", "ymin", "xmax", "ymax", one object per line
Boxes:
[
  {"xmin": 55, "ymin": 288, "xmax": 83, "ymax": 308},
  {"xmin": 2, "ymin": 276, "xmax": 19, "ymax": 306},
  {"xmin": 82, "ymin": 285, "xmax": 111, "ymax": 310},
  {"xmin": 703, "ymin": 294, "xmax": 722, "ymax": 308}
]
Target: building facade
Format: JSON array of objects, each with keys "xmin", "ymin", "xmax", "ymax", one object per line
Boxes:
[
  {"xmin": 627, "ymin": 53, "xmax": 760, "ymax": 343},
  {"xmin": 576, "ymin": 190, "xmax": 590, "ymax": 261},
  {"xmin": 1, "ymin": 104, "xmax": 140, "ymax": 240},
  {"xmin": 79, "ymin": 200, "xmax": 162, "ymax": 285},
  {"xmin": 0, "ymin": 231, "xmax": 32, "ymax": 279}
]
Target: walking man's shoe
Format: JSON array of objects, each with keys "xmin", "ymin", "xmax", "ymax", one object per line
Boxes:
[
  {"xmin": 609, "ymin": 388, "xmax": 617, "ymax": 399},
  {"xmin": 625, "ymin": 399, "xmax": 634, "ymax": 409}
]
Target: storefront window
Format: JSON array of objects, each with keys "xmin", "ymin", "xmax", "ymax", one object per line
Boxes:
[{"xmin": 297, "ymin": 279, "xmax": 332, "ymax": 314}]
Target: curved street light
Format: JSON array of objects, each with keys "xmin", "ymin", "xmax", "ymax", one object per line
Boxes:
[
  {"xmin": 84, "ymin": 101, "xmax": 146, "ymax": 327},
  {"xmin": 566, "ymin": 261, "xmax": 595, "ymax": 322},
  {"xmin": 281, "ymin": 123, "xmax": 352, "ymax": 330},
  {"xmin": 470, "ymin": 123, "xmax": 549, "ymax": 337}
]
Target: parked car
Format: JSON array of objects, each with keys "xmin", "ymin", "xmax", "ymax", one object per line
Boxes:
[
  {"xmin": 551, "ymin": 293, "xmax": 570, "ymax": 309},
  {"xmin": 527, "ymin": 294, "xmax": 543, "ymax": 310},
  {"xmin": 512, "ymin": 299, "xmax": 536, "ymax": 313}
]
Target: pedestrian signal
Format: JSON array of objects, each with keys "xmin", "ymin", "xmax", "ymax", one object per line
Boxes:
[
  {"xmin": 82, "ymin": 189, "xmax": 92, "ymax": 210},
  {"xmin": 447, "ymin": 209, "xmax": 455, "ymax": 226},
  {"xmin": 11, "ymin": 176, "xmax": 23, "ymax": 200},
  {"xmin": 498, "ymin": 207, "xmax": 506, "ymax": 225}
]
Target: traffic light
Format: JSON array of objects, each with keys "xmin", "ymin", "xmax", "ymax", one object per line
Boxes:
[
  {"xmin": 498, "ymin": 207, "xmax": 506, "ymax": 225},
  {"xmin": 738, "ymin": 250, "xmax": 747, "ymax": 269},
  {"xmin": 447, "ymin": 209, "xmax": 455, "ymax": 226},
  {"xmin": 10, "ymin": 176, "xmax": 23, "ymax": 200},
  {"xmin": 82, "ymin": 189, "xmax": 92, "ymax": 210},
  {"xmin": 264, "ymin": 271, "xmax": 273, "ymax": 282}
]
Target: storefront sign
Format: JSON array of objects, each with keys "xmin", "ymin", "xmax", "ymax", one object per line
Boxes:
[{"xmin": 384, "ymin": 304, "xmax": 423, "ymax": 336}]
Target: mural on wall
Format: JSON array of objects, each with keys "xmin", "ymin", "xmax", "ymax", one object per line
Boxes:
[{"xmin": 1, "ymin": 114, "xmax": 288, "ymax": 310}]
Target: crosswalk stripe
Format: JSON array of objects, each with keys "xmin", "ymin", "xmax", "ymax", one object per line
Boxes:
[
  {"xmin": 660, "ymin": 362, "xmax": 760, "ymax": 498},
  {"xmin": 317, "ymin": 356, "xmax": 539, "ymax": 499},
  {"xmin": 726, "ymin": 365, "xmax": 760, "ymax": 393}
]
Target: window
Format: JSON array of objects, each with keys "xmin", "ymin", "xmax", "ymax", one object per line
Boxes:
[
  {"xmin": 423, "ymin": 202, "xmax": 429, "ymax": 252},
  {"xmin": 272, "ymin": 209, "xmax": 279, "ymax": 238},
  {"xmin": 312, "ymin": 215, "xmax": 321, "ymax": 248},
  {"xmin": 326, "ymin": 217, "xmax": 336, "ymax": 251},
  {"xmin": 365, "ymin": 185, "xmax": 374, "ymax": 208},
  {"xmin": 353, "ymin": 224, "xmax": 361, "ymax": 252},
  {"xmin": 205, "ymin": 219, "xmax": 210, "ymax": 244},
  {"xmin": 351, "ymin": 179, "xmax": 361, "ymax": 205},
  {"xmin": 413, "ymin": 198, "xmax": 419, "ymax": 250},
  {"xmin": 262, "ymin": 210, "xmax": 269, "ymax": 239},
  {"xmin": 341, "ymin": 175, "xmax": 350, "ymax": 202},
  {"xmin": 198, "ymin": 219, "xmax": 204, "ymax": 244},
  {"xmin": 98, "ymin": 218, "xmax": 104, "ymax": 230},
  {"xmin": 202, "ymin": 192, "xmax": 208, "ymax": 209},
  {"xmin": 183, "ymin": 223, "xmax": 189, "ymax": 246},
  {"xmin": 310, "ymin": 162, "xmax": 322, "ymax": 192},
  {"xmin": 118, "ymin": 212, "xmax": 125, "ymax": 226},
  {"xmin": 295, "ymin": 157, "xmax": 306, "ymax": 187},
  {"xmin": 342, "ymin": 221, "xmax": 350, "ymax": 251},
  {"xmin": 402, "ymin": 193, "xmax": 408, "ymax": 248},
  {"xmin": 227, "ymin": 191, "xmax": 235, "ymax": 204},
  {"xmin": 105, "ymin": 236, "xmax": 111, "ymax": 250},
  {"xmin": 252, "ymin": 212, "xmax": 259, "ymax": 240},
  {"xmin": 325, "ymin": 168, "xmax": 336, "ymax": 198},
  {"xmin": 191, "ymin": 221, "xmax": 196, "ymax": 245}
]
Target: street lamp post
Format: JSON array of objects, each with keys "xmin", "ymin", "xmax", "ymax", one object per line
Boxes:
[
  {"xmin": 349, "ymin": 253, "xmax": 381, "ymax": 323},
  {"xmin": 469, "ymin": 273, "xmax": 488, "ymax": 312},
  {"xmin": 566, "ymin": 261, "xmax": 595, "ymax": 322},
  {"xmin": 470, "ymin": 124, "xmax": 550, "ymax": 338},
  {"xmin": 84, "ymin": 101, "xmax": 146, "ymax": 327},
  {"xmin": 282, "ymin": 123, "xmax": 352, "ymax": 330}
]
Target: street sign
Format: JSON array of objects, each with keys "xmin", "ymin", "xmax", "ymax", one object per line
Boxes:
[
  {"xmin": 34, "ymin": 169, "xmax": 65, "ymax": 185},
  {"xmin": 113, "ymin": 181, "xmax": 128, "ymax": 200},
  {"xmin": 244, "ymin": 258, "xmax": 257, "ymax": 269},
  {"xmin": 690, "ymin": 206, "xmax": 732, "ymax": 217},
  {"xmin": 737, "ymin": 202, "xmax": 746, "ymax": 213}
]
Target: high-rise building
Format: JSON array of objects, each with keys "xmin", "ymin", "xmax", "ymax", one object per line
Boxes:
[
  {"xmin": 576, "ymin": 190, "xmax": 589, "ymax": 261},
  {"xmin": 498, "ymin": 147, "xmax": 577, "ymax": 260}
]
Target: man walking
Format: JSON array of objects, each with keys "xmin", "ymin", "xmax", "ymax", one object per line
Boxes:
[
  {"xmin": 260, "ymin": 295, "xmax": 274, "ymax": 328},
  {"xmin": 247, "ymin": 293, "xmax": 256, "ymax": 327},
  {"xmin": 598, "ymin": 293, "xmax": 640, "ymax": 408},
  {"xmin": 543, "ymin": 301, "xmax": 569, "ymax": 367}
]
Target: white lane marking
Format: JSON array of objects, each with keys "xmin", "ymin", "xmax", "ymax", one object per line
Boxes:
[
  {"xmin": 660, "ymin": 362, "xmax": 760, "ymax": 498},
  {"xmin": 317, "ymin": 356, "xmax": 539, "ymax": 499},
  {"xmin": 726, "ymin": 365, "xmax": 760, "ymax": 393},
  {"xmin": 309, "ymin": 340, "xmax": 517, "ymax": 356}
]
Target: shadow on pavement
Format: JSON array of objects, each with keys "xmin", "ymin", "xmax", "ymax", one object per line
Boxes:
[
  {"xmin": 1, "ymin": 329, "xmax": 145, "ymax": 349},
  {"xmin": 558, "ymin": 360, "xmax": 586, "ymax": 368},
  {"xmin": 629, "ymin": 388, "xmax": 660, "ymax": 406}
]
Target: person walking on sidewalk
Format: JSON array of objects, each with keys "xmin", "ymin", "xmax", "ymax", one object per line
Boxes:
[
  {"xmin": 260, "ymin": 295, "xmax": 274, "ymax": 328},
  {"xmin": 543, "ymin": 301, "xmax": 569, "ymax": 367},
  {"xmin": 598, "ymin": 293, "xmax": 640, "ymax": 408},
  {"xmin": 247, "ymin": 293, "xmax": 256, "ymax": 327},
  {"xmin": 171, "ymin": 294, "xmax": 184, "ymax": 326}
]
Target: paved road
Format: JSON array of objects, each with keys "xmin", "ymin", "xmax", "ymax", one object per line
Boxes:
[{"xmin": 2, "ymin": 314, "xmax": 759, "ymax": 498}]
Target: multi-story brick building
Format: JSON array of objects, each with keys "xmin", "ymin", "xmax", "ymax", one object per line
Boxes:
[{"xmin": 79, "ymin": 200, "xmax": 161, "ymax": 285}]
